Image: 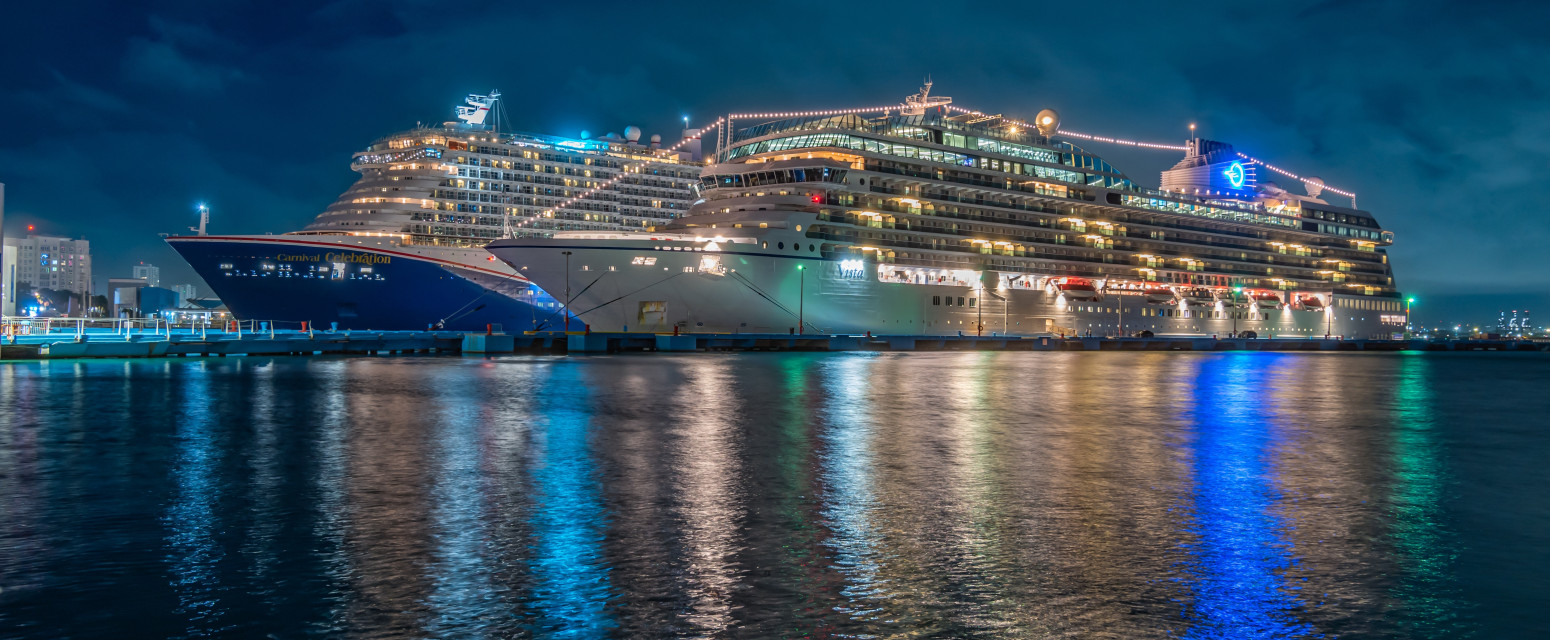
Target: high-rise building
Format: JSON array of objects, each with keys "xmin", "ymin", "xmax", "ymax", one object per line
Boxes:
[
  {"xmin": 132, "ymin": 263, "xmax": 161, "ymax": 287},
  {"xmin": 4, "ymin": 233, "xmax": 92, "ymax": 295},
  {"xmin": 0, "ymin": 182, "xmax": 10, "ymax": 316},
  {"xmin": 170, "ymin": 283, "xmax": 197, "ymax": 303}
]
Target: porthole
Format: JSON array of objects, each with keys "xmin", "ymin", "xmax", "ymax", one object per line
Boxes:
[{"xmin": 778, "ymin": 242, "xmax": 785, "ymax": 249}]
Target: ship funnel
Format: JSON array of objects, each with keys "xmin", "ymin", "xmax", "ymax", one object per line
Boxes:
[{"xmin": 455, "ymin": 90, "xmax": 500, "ymax": 126}]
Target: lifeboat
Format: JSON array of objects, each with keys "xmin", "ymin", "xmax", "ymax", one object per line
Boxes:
[
  {"xmin": 1296, "ymin": 294, "xmax": 1326, "ymax": 310},
  {"xmin": 1143, "ymin": 286, "xmax": 1177, "ymax": 304},
  {"xmin": 1252, "ymin": 291, "xmax": 1283, "ymax": 310},
  {"xmin": 1214, "ymin": 289, "xmax": 1242, "ymax": 307},
  {"xmin": 1181, "ymin": 287, "xmax": 1217, "ymax": 307},
  {"xmin": 1048, "ymin": 277, "xmax": 1100, "ymax": 301}
]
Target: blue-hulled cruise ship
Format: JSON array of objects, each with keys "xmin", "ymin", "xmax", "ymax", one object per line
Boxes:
[{"xmin": 166, "ymin": 91, "xmax": 704, "ymax": 331}]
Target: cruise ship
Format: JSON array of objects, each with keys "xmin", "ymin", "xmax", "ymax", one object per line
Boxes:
[
  {"xmin": 166, "ymin": 92, "xmax": 703, "ymax": 331},
  {"xmin": 487, "ymin": 83, "xmax": 1405, "ymax": 339}
]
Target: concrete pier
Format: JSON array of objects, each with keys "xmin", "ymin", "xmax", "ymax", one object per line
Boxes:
[{"xmin": 2, "ymin": 327, "xmax": 1544, "ymax": 359}]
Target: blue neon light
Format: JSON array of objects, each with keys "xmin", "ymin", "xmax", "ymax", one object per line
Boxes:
[{"xmin": 1224, "ymin": 162, "xmax": 1246, "ymax": 189}]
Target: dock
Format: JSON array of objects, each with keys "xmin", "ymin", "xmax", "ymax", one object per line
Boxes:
[{"xmin": 2, "ymin": 325, "xmax": 1545, "ymax": 359}]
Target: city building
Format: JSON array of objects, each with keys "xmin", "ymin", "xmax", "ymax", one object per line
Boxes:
[
  {"xmin": 3, "ymin": 233, "xmax": 93, "ymax": 295},
  {"xmin": 131, "ymin": 263, "xmax": 161, "ymax": 287},
  {"xmin": 170, "ymin": 283, "xmax": 197, "ymax": 303},
  {"xmin": 1, "ymin": 181, "xmax": 10, "ymax": 316},
  {"xmin": 1, "ymin": 244, "xmax": 15, "ymax": 317},
  {"xmin": 139, "ymin": 286, "xmax": 181, "ymax": 315},
  {"xmin": 108, "ymin": 277, "xmax": 147, "ymax": 317}
]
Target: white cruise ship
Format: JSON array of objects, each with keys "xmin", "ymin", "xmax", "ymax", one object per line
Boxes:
[
  {"xmin": 166, "ymin": 91, "xmax": 703, "ymax": 331},
  {"xmin": 487, "ymin": 83, "xmax": 1406, "ymax": 339}
]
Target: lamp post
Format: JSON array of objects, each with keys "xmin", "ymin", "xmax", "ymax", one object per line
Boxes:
[
  {"xmin": 797, "ymin": 264, "xmax": 805, "ymax": 334},
  {"xmin": 1231, "ymin": 286, "xmax": 1243, "ymax": 337},
  {"xmin": 976, "ymin": 283, "xmax": 984, "ymax": 336},
  {"xmin": 1405, "ymin": 296, "xmax": 1415, "ymax": 338},
  {"xmin": 562, "ymin": 251, "xmax": 572, "ymax": 332}
]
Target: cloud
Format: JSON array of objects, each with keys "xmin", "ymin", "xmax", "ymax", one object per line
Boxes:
[{"xmin": 121, "ymin": 35, "xmax": 244, "ymax": 92}]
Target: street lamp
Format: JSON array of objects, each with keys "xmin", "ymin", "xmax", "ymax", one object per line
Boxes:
[
  {"xmin": 1405, "ymin": 296, "xmax": 1416, "ymax": 337},
  {"xmin": 976, "ymin": 281, "xmax": 984, "ymax": 336},
  {"xmin": 1231, "ymin": 286, "xmax": 1243, "ymax": 337}
]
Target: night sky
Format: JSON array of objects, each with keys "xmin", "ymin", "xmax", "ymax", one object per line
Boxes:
[{"xmin": 2, "ymin": 1, "xmax": 1545, "ymax": 325}]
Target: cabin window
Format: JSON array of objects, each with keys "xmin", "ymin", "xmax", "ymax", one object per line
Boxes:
[
  {"xmin": 958, "ymin": 297, "xmax": 966, "ymax": 306},
  {"xmin": 778, "ymin": 242, "xmax": 784, "ymax": 249},
  {"xmin": 933, "ymin": 296, "xmax": 940, "ymax": 305},
  {"xmin": 968, "ymin": 298, "xmax": 976, "ymax": 308}
]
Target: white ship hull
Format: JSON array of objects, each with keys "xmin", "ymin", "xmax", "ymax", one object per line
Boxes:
[{"xmin": 488, "ymin": 233, "xmax": 1398, "ymax": 339}]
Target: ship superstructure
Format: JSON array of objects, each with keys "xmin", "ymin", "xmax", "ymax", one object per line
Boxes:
[
  {"xmin": 166, "ymin": 91, "xmax": 703, "ymax": 331},
  {"xmin": 489, "ymin": 83, "xmax": 1405, "ymax": 339}
]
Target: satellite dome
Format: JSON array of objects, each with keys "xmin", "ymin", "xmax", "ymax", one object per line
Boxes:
[
  {"xmin": 649, "ymin": 134, "xmax": 662, "ymax": 143},
  {"xmin": 624, "ymin": 125, "xmax": 642, "ymax": 142},
  {"xmin": 1034, "ymin": 109, "xmax": 1060, "ymax": 135},
  {"xmin": 579, "ymin": 129, "xmax": 591, "ymax": 139},
  {"xmin": 1304, "ymin": 176, "xmax": 1325, "ymax": 198}
]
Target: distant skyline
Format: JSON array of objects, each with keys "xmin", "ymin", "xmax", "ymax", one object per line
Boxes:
[{"xmin": 1, "ymin": 0, "xmax": 1546, "ymax": 323}]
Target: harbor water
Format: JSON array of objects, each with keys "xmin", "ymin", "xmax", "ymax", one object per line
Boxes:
[{"xmin": 1, "ymin": 352, "xmax": 1547, "ymax": 638}]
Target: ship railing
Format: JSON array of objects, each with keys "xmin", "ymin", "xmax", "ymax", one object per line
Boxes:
[{"xmin": 0, "ymin": 316, "xmax": 395, "ymax": 340}]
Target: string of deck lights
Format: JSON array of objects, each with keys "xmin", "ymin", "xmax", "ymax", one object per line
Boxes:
[
  {"xmin": 1051, "ymin": 129, "xmax": 1188, "ymax": 151},
  {"xmin": 940, "ymin": 104, "xmax": 1358, "ymax": 202},
  {"xmin": 529, "ymin": 104, "xmax": 1359, "ymax": 225},
  {"xmin": 540, "ymin": 107, "xmax": 898, "ymax": 216},
  {"xmin": 1235, "ymin": 152, "xmax": 1357, "ymax": 203}
]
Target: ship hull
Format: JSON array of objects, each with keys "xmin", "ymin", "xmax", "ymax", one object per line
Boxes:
[
  {"xmin": 488, "ymin": 238, "xmax": 1400, "ymax": 339},
  {"xmin": 167, "ymin": 235, "xmax": 569, "ymax": 332}
]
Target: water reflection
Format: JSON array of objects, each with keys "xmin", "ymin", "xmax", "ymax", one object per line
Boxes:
[
  {"xmin": 164, "ymin": 362, "xmax": 226, "ymax": 636},
  {"xmin": 524, "ymin": 362, "xmax": 614, "ymax": 637},
  {"xmin": 666, "ymin": 359, "xmax": 743, "ymax": 634},
  {"xmin": 1387, "ymin": 354, "xmax": 1468, "ymax": 636},
  {"xmin": 1179, "ymin": 354, "xmax": 1311, "ymax": 638},
  {"xmin": 0, "ymin": 352, "xmax": 1531, "ymax": 638},
  {"xmin": 816, "ymin": 356, "xmax": 891, "ymax": 624},
  {"xmin": 424, "ymin": 364, "xmax": 505, "ymax": 638}
]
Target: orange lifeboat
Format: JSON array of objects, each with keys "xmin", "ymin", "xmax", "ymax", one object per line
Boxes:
[
  {"xmin": 1143, "ymin": 286, "xmax": 1177, "ymax": 305},
  {"xmin": 1252, "ymin": 291, "xmax": 1283, "ymax": 310},
  {"xmin": 1048, "ymin": 277, "xmax": 1100, "ymax": 301},
  {"xmin": 1296, "ymin": 294, "xmax": 1326, "ymax": 310}
]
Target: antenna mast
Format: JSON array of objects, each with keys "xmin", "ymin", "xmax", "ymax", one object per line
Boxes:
[{"xmin": 190, "ymin": 203, "xmax": 209, "ymax": 236}]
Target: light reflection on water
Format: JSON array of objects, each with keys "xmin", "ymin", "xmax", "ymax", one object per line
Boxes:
[
  {"xmin": 1178, "ymin": 354, "xmax": 1311, "ymax": 639},
  {"xmin": 0, "ymin": 352, "xmax": 1546, "ymax": 638}
]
